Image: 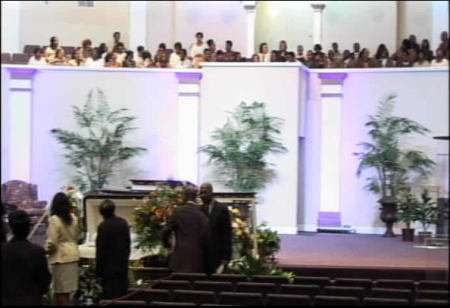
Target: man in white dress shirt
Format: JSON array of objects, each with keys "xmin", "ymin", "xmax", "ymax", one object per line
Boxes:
[{"xmin": 190, "ymin": 32, "xmax": 208, "ymax": 59}]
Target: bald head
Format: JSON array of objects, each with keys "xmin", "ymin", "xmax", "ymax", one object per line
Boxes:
[
  {"xmin": 185, "ymin": 185, "xmax": 199, "ymax": 203},
  {"xmin": 200, "ymin": 182, "xmax": 214, "ymax": 205}
]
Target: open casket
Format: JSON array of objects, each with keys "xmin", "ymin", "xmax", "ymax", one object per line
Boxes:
[{"xmin": 78, "ymin": 180, "xmax": 258, "ymax": 260}]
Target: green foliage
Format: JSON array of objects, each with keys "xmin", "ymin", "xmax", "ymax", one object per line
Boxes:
[
  {"xmin": 396, "ymin": 190, "xmax": 419, "ymax": 229},
  {"xmin": 51, "ymin": 89, "xmax": 147, "ymax": 192},
  {"xmin": 227, "ymin": 254, "xmax": 295, "ymax": 282},
  {"xmin": 354, "ymin": 94, "xmax": 435, "ymax": 198},
  {"xmin": 413, "ymin": 190, "xmax": 438, "ymax": 232},
  {"xmin": 257, "ymin": 222, "xmax": 281, "ymax": 259},
  {"xmin": 200, "ymin": 102, "xmax": 287, "ymax": 192},
  {"xmin": 75, "ymin": 267, "xmax": 103, "ymax": 306}
]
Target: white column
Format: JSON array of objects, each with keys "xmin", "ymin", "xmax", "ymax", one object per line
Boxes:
[
  {"xmin": 311, "ymin": 3, "xmax": 326, "ymax": 46},
  {"xmin": 176, "ymin": 72, "xmax": 203, "ymax": 185},
  {"xmin": 1, "ymin": 1, "xmax": 22, "ymax": 53},
  {"xmin": 317, "ymin": 73, "xmax": 347, "ymax": 229},
  {"xmin": 6, "ymin": 67, "xmax": 37, "ymax": 182},
  {"xmin": 243, "ymin": 1, "xmax": 257, "ymax": 58},
  {"xmin": 431, "ymin": 1, "xmax": 449, "ymax": 51},
  {"xmin": 129, "ymin": 1, "xmax": 147, "ymax": 52}
]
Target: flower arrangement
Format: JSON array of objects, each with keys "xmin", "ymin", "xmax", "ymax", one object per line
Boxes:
[{"xmin": 133, "ymin": 184, "xmax": 186, "ymax": 255}]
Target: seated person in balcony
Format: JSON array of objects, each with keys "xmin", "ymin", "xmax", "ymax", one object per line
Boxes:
[
  {"xmin": 342, "ymin": 49, "xmax": 354, "ymax": 68},
  {"xmin": 326, "ymin": 50, "xmax": 342, "ymax": 68},
  {"xmin": 81, "ymin": 39, "xmax": 94, "ymax": 59},
  {"xmin": 45, "ymin": 36, "xmax": 63, "ymax": 63},
  {"xmin": 204, "ymin": 49, "xmax": 214, "ymax": 62},
  {"xmin": 286, "ymin": 52, "xmax": 297, "ymax": 63},
  {"xmin": 122, "ymin": 51, "xmax": 137, "ymax": 68},
  {"xmin": 225, "ymin": 40, "xmax": 234, "ymax": 57},
  {"xmin": 190, "ymin": 32, "xmax": 208, "ymax": 59},
  {"xmin": 2, "ymin": 211, "xmax": 52, "ymax": 306},
  {"xmin": 193, "ymin": 53, "xmax": 205, "ymax": 68},
  {"xmin": 431, "ymin": 48, "xmax": 449, "ymax": 67},
  {"xmin": 98, "ymin": 43, "xmax": 109, "ymax": 60},
  {"xmin": 396, "ymin": 50, "xmax": 413, "ymax": 67},
  {"xmin": 115, "ymin": 43, "xmax": 127, "ymax": 64},
  {"xmin": 438, "ymin": 31, "xmax": 448, "ymax": 58},
  {"xmin": 313, "ymin": 44, "xmax": 325, "ymax": 58},
  {"xmin": 278, "ymin": 40, "xmax": 288, "ymax": 61},
  {"xmin": 68, "ymin": 48, "xmax": 87, "ymax": 66},
  {"xmin": 375, "ymin": 49, "xmax": 395, "ymax": 68},
  {"xmin": 95, "ymin": 200, "xmax": 131, "ymax": 300},
  {"xmin": 109, "ymin": 31, "xmax": 123, "ymax": 53},
  {"xmin": 297, "ymin": 45, "xmax": 306, "ymax": 63},
  {"xmin": 258, "ymin": 43, "xmax": 270, "ymax": 62},
  {"xmin": 135, "ymin": 46, "xmax": 145, "ymax": 67},
  {"xmin": 304, "ymin": 50, "xmax": 315, "ymax": 67},
  {"xmin": 170, "ymin": 42, "xmax": 183, "ymax": 68},
  {"xmin": 420, "ymin": 39, "xmax": 434, "ymax": 62},
  {"xmin": 356, "ymin": 48, "xmax": 376, "ymax": 68},
  {"xmin": 85, "ymin": 48, "xmax": 104, "ymax": 68},
  {"xmin": 351, "ymin": 42, "xmax": 361, "ymax": 60},
  {"xmin": 105, "ymin": 53, "xmax": 122, "ymax": 68},
  {"xmin": 215, "ymin": 50, "xmax": 225, "ymax": 62},
  {"xmin": 207, "ymin": 39, "xmax": 217, "ymax": 61},
  {"xmin": 413, "ymin": 50, "xmax": 431, "ymax": 68},
  {"xmin": 179, "ymin": 49, "xmax": 192, "ymax": 68},
  {"xmin": 138, "ymin": 51, "xmax": 154, "ymax": 68},
  {"xmin": 51, "ymin": 49, "xmax": 68, "ymax": 66},
  {"xmin": 156, "ymin": 52, "xmax": 170, "ymax": 68},
  {"xmin": 29, "ymin": 48, "xmax": 48, "ymax": 66},
  {"xmin": 314, "ymin": 52, "xmax": 327, "ymax": 68},
  {"xmin": 409, "ymin": 34, "xmax": 420, "ymax": 53},
  {"xmin": 332, "ymin": 42, "xmax": 343, "ymax": 62},
  {"xmin": 251, "ymin": 54, "xmax": 260, "ymax": 62},
  {"xmin": 235, "ymin": 52, "xmax": 246, "ymax": 62},
  {"xmin": 270, "ymin": 50, "xmax": 279, "ymax": 62},
  {"xmin": 162, "ymin": 186, "xmax": 212, "ymax": 274}
]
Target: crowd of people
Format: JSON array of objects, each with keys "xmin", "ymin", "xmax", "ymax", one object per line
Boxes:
[
  {"xmin": 28, "ymin": 31, "xmax": 449, "ymax": 69},
  {"xmin": 1, "ymin": 183, "xmax": 231, "ymax": 306}
]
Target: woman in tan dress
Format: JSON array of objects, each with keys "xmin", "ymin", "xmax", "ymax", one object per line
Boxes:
[{"xmin": 46, "ymin": 193, "xmax": 80, "ymax": 306}]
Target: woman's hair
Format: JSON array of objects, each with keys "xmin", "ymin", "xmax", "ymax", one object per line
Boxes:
[
  {"xmin": 82, "ymin": 39, "xmax": 92, "ymax": 47},
  {"xmin": 126, "ymin": 50, "xmax": 134, "ymax": 60},
  {"xmin": 375, "ymin": 44, "xmax": 389, "ymax": 59},
  {"xmin": 142, "ymin": 51, "xmax": 152, "ymax": 60},
  {"xmin": 421, "ymin": 39, "xmax": 430, "ymax": 51},
  {"xmin": 51, "ymin": 192, "xmax": 73, "ymax": 226},
  {"xmin": 401, "ymin": 39, "xmax": 411, "ymax": 51},
  {"xmin": 359, "ymin": 48, "xmax": 369, "ymax": 59},
  {"xmin": 314, "ymin": 44, "xmax": 322, "ymax": 52},
  {"xmin": 98, "ymin": 43, "xmax": 108, "ymax": 55},
  {"xmin": 50, "ymin": 36, "xmax": 58, "ymax": 49},
  {"xmin": 159, "ymin": 43, "xmax": 167, "ymax": 50},
  {"xmin": 259, "ymin": 43, "xmax": 268, "ymax": 53},
  {"xmin": 207, "ymin": 39, "xmax": 215, "ymax": 47},
  {"xmin": 174, "ymin": 42, "xmax": 182, "ymax": 50}
]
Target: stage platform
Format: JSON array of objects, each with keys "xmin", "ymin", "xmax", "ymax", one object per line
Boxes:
[{"xmin": 277, "ymin": 234, "xmax": 449, "ymax": 281}]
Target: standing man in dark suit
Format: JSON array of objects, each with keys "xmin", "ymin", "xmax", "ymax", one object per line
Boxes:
[
  {"xmin": 2, "ymin": 211, "xmax": 52, "ymax": 306},
  {"xmin": 95, "ymin": 200, "xmax": 131, "ymax": 300},
  {"xmin": 200, "ymin": 183, "xmax": 232, "ymax": 274},
  {"xmin": 162, "ymin": 186, "xmax": 212, "ymax": 273}
]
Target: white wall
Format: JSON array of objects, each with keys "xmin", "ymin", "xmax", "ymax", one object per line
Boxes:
[
  {"xmin": 200, "ymin": 63, "xmax": 305, "ymax": 234},
  {"xmin": 146, "ymin": 1, "xmax": 247, "ymax": 57},
  {"xmin": 20, "ymin": 1, "xmax": 130, "ymax": 49},
  {"xmin": 15, "ymin": 68, "xmax": 180, "ymax": 203},
  {"xmin": 256, "ymin": 1, "xmax": 397, "ymax": 54},
  {"xmin": 303, "ymin": 68, "xmax": 449, "ymax": 233},
  {"xmin": 1, "ymin": 69, "xmax": 11, "ymax": 184}
]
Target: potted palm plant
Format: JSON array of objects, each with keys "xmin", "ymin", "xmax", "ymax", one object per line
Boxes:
[
  {"xmin": 355, "ymin": 94, "xmax": 435, "ymax": 237},
  {"xmin": 396, "ymin": 191, "xmax": 418, "ymax": 242},
  {"xmin": 413, "ymin": 190, "xmax": 438, "ymax": 245}
]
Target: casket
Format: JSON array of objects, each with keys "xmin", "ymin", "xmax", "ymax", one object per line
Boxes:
[
  {"xmin": 78, "ymin": 181, "xmax": 258, "ymax": 260},
  {"xmin": 78, "ymin": 191, "xmax": 151, "ymax": 260}
]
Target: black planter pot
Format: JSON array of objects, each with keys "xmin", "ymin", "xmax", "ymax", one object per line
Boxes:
[
  {"xmin": 402, "ymin": 228, "xmax": 415, "ymax": 242},
  {"xmin": 379, "ymin": 196, "xmax": 398, "ymax": 237}
]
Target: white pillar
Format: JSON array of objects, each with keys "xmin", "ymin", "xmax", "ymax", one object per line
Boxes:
[
  {"xmin": 311, "ymin": 3, "xmax": 326, "ymax": 46},
  {"xmin": 1, "ymin": 1, "xmax": 22, "ymax": 53},
  {"xmin": 176, "ymin": 71, "xmax": 203, "ymax": 185},
  {"xmin": 317, "ymin": 73, "xmax": 347, "ymax": 229},
  {"xmin": 243, "ymin": 1, "xmax": 257, "ymax": 58},
  {"xmin": 129, "ymin": 1, "xmax": 147, "ymax": 52},
  {"xmin": 431, "ymin": 1, "xmax": 449, "ymax": 51}
]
